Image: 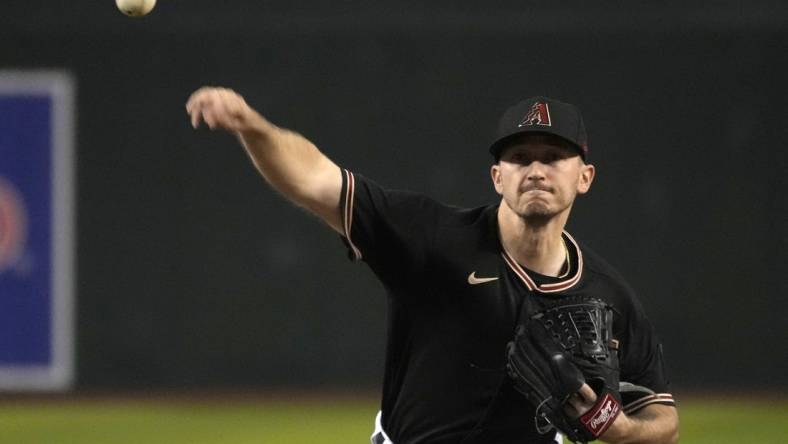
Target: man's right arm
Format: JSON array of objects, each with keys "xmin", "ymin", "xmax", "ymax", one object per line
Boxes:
[{"xmin": 185, "ymin": 87, "xmax": 343, "ymax": 233}]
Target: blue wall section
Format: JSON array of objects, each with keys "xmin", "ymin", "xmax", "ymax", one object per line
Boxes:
[{"xmin": 0, "ymin": 96, "xmax": 53, "ymax": 365}]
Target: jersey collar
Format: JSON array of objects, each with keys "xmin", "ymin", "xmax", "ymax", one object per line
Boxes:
[{"xmin": 500, "ymin": 231, "xmax": 584, "ymax": 294}]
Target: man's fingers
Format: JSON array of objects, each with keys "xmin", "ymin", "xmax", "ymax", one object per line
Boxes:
[
  {"xmin": 202, "ymin": 108, "xmax": 218, "ymax": 129},
  {"xmin": 192, "ymin": 94, "xmax": 223, "ymax": 130},
  {"xmin": 578, "ymin": 383, "xmax": 597, "ymax": 403},
  {"xmin": 190, "ymin": 106, "xmax": 202, "ymax": 128},
  {"xmin": 185, "ymin": 87, "xmax": 211, "ymax": 113},
  {"xmin": 564, "ymin": 384, "xmax": 598, "ymax": 417},
  {"xmin": 186, "ymin": 87, "xmax": 251, "ymax": 132},
  {"xmin": 186, "ymin": 90, "xmax": 211, "ymax": 128},
  {"xmin": 566, "ymin": 393, "xmax": 584, "ymax": 414}
]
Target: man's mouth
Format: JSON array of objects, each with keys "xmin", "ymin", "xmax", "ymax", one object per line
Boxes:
[{"xmin": 522, "ymin": 185, "xmax": 552, "ymax": 193}]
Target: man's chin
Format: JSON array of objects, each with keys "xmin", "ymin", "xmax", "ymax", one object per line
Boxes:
[{"xmin": 518, "ymin": 205, "xmax": 556, "ymax": 223}]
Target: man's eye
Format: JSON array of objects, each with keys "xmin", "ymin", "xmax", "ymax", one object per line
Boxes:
[{"xmin": 544, "ymin": 153, "xmax": 565, "ymax": 163}]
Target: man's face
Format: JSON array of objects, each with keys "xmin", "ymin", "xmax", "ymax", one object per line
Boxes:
[{"xmin": 490, "ymin": 135, "xmax": 595, "ymax": 222}]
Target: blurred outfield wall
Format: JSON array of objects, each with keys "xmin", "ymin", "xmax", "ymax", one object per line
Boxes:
[{"xmin": 1, "ymin": 1, "xmax": 786, "ymax": 391}]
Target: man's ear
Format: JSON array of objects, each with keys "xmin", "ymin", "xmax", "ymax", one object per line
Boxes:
[
  {"xmin": 577, "ymin": 163, "xmax": 595, "ymax": 194},
  {"xmin": 491, "ymin": 163, "xmax": 503, "ymax": 195}
]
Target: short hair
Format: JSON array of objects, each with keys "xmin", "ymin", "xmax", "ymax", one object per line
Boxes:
[{"xmin": 494, "ymin": 132, "xmax": 583, "ymax": 163}]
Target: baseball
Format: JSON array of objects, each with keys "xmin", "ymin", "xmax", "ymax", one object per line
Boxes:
[{"xmin": 116, "ymin": 0, "xmax": 157, "ymax": 17}]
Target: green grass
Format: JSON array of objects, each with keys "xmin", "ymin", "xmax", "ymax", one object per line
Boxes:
[
  {"xmin": 0, "ymin": 397, "xmax": 377, "ymax": 444},
  {"xmin": 0, "ymin": 395, "xmax": 785, "ymax": 443},
  {"xmin": 676, "ymin": 397, "xmax": 788, "ymax": 443}
]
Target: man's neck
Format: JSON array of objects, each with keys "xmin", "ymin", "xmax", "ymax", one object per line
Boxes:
[{"xmin": 497, "ymin": 201, "xmax": 570, "ymax": 277}]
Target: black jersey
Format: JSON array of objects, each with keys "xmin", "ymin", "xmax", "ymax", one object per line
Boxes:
[{"xmin": 340, "ymin": 170, "xmax": 675, "ymax": 444}]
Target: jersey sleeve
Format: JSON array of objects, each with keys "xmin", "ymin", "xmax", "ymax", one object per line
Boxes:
[
  {"xmin": 339, "ymin": 169, "xmax": 441, "ymax": 290},
  {"xmin": 617, "ymin": 296, "xmax": 676, "ymax": 415}
]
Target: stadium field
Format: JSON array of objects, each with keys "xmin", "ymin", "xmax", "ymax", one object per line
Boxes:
[{"xmin": 0, "ymin": 393, "xmax": 785, "ymax": 443}]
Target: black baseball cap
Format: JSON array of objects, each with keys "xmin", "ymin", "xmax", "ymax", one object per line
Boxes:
[{"xmin": 489, "ymin": 96, "xmax": 589, "ymax": 161}]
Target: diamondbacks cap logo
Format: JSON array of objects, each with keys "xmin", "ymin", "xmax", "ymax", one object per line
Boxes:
[
  {"xmin": 518, "ymin": 102, "xmax": 551, "ymax": 127},
  {"xmin": 0, "ymin": 178, "xmax": 28, "ymax": 273}
]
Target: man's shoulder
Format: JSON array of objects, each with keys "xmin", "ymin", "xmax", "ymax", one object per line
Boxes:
[
  {"xmin": 577, "ymin": 241, "xmax": 639, "ymax": 302},
  {"xmin": 351, "ymin": 172, "xmax": 495, "ymax": 224},
  {"xmin": 380, "ymin": 186, "xmax": 497, "ymax": 229},
  {"xmin": 436, "ymin": 202, "xmax": 497, "ymax": 225},
  {"xmin": 575, "ymin": 242, "xmax": 654, "ymax": 329}
]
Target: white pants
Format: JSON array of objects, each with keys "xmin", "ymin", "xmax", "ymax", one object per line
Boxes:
[
  {"xmin": 370, "ymin": 411, "xmax": 395, "ymax": 444},
  {"xmin": 370, "ymin": 411, "xmax": 563, "ymax": 444}
]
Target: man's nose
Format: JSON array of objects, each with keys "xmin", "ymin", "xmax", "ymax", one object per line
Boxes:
[{"xmin": 526, "ymin": 161, "xmax": 547, "ymax": 180}]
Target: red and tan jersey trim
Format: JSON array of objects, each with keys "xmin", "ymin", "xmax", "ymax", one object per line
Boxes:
[
  {"xmin": 623, "ymin": 393, "xmax": 675, "ymax": 415},
  {"xmin": 342, "ymin": 169, "xmax": 362, "ymax": 261},
  {"xmin": 500, "ymin": 231, "xmax": 584, "ymax": 293}
]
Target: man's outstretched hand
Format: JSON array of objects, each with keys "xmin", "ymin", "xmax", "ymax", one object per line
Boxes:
[{"xmin": 185, "ymin": 87, "xmax": 267, "ymax": 134}]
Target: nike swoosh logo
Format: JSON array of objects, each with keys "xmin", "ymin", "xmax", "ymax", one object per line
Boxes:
[{"xmin": 467, "ymin": 272, "xmax": 499, "ymax": 285}]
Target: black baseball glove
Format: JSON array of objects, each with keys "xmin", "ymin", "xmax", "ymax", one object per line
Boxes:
[{"xmin": 506, "ymin": 297, "xmax": 622, "ymax": 443}]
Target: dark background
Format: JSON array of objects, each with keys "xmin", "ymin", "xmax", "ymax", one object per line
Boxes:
[{"xmin": 2, "ymin": 1, "xmax": 786, "ymax": 392}]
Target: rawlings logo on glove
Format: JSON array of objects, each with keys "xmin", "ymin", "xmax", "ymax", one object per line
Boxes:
[{"xmin": 582, "ymin": 393, "xmax": 621, "ymax": 435}]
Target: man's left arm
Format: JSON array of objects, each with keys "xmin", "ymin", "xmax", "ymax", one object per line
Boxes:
[
  {"xmin": 608, "ymin": 282, "xmax": 678, "ymax": 443},
  {"xmin": 600, "ymin": 403, "xmax": 679, "ymax": 444},
  {"xmin": 568, "ymin": 383, "xmax": 678, "ymax": 444}
]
